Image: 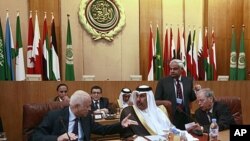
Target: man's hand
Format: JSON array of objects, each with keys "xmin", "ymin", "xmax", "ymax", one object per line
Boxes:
[
  {"xmin": 57, "ymin": 132, "xmax": 78, "ymax": 141},
  {"xmin": 121, "ymin": 113, "xmax": 138, "ymax": 127},
  {"xmin": 62, "ymin": 96, "xmax": 70, "ymax": 102}
]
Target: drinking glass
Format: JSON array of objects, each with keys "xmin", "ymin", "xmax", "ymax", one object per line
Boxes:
[{"xmin": 0, "ymin": 132, "xmax": 7, "ymax": 141}]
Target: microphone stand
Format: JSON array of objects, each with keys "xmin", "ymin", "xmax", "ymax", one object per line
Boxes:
[
  {"xmin": 59, "ymin": 117, "xmax": 72, "ymax": 141},
  {"xmin": 176, "ymin": 106, "xmax": 203, "ymax": 136}
]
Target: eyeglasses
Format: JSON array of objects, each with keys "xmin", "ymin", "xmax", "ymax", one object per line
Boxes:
[
  {"xmin": 92, "ymin": 92, "xmax": 101, "ymax": 94},
  {"xmin": 59, "ymin": 91, "xmax": 67, "ymax": 93}
]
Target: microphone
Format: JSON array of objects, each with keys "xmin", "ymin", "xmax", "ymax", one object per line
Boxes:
[
  {"xmin": 176, "ymin": 106, "xmax": 196, "ymax": 122},
  {"xmin": 176, "ymin": 106, "xmax": 203, "ymax": 136},
  {"xmin": 59, "ymin": 116, "xmax": 72, "ymax": 141}
]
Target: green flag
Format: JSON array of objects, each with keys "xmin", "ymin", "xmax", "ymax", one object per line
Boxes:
[
  {"xmin": 65, "ymin": 17, "xmax": 75, "ymax": 81},
  {"xmin": 229, "ymin": 27, "xmax": 237, "ymax": 80},
  {"xmin": 0, "ymin": 18, "xmax": 6, "ymax": 80},
  {"xmin": 15, "ymin": 13, "xmax": 25, "ymax": 81},
  {"xmin": 237, "ymin": 28, "xmax": 246, "ymax": 80},
  {"xmin": 155, "ymin": 26, "xmax": 163, "ymax": 80}
]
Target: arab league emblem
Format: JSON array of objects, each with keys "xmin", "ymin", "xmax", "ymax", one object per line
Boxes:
[{"xmin": 79, "ymin": 0, "xmax": 126, "ymax": 41}]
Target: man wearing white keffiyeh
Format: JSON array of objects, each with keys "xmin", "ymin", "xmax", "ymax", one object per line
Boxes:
[
  {"xmin": 120, "ymin": 85, "xmax": 197, "ymax": 140},
  {"xmin": 117, "ymin": 88, "xmax": 133, "ymax": 108},
  {"xmin": 120, "ymin": 85, "xmax": 174, "ymax": 137}
]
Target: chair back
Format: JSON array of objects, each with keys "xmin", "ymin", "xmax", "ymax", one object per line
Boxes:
[
  {"xmin": 155, "ymin": 100, "xmax": 172, "ymax": 121},
  {"xmin": 22, "ymin": 101, "xmax": 69, "ymax": 141},
  {"xmin": 215, "ymin": 96, "xmax": 243, "ymax": 124}
]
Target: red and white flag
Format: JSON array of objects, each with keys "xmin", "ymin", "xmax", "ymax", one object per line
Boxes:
[
  {"xmin": 32, "ymin": 12, "xmax": 42, "ymax": 75},
  {"xmin": 180, "ymin": 27, "xmax": 187, "ymax": 76},
  {"xmin": 27, "ymin": 12, "xmax": 34, "ymax": 74},
  {"xmin": 147, "ymin": 25, "xmax": 154, "ymax": 81}
]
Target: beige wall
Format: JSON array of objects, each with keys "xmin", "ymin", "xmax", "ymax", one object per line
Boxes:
[{"xmin": 163, "ymin": 0, "xmax": 203, "ymax": 46}]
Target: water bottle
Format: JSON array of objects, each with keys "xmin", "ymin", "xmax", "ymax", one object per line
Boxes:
[{"xmin": 209, "ymin": 118, "xmax": 219, "ymax": 141}]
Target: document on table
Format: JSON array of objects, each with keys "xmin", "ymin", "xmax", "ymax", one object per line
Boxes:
[{"xmin": 144, "ymin": 135, "xmax": 167, "ymax": 141}]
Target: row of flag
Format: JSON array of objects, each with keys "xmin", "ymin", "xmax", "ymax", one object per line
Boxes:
[
  {"xmin": 147, "ymin": 25, "xmax": 246, "ymax": 81},
  {"xmin": 0, "ymin": 11, "xmax": 75, "ymax": 81}
]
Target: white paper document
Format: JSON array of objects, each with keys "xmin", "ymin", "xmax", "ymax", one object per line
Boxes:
[{"xmin": 145, "ymin": 135, "xmax": 167, "ymax": 141}]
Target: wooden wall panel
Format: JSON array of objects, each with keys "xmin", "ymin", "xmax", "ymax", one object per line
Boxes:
[
  {"xmin": 139, "ymin": 0, "xmax": 162, "ymax": 80},
  {"xmin": 0, "ymin": 81, "xmax": 250, "ymax": 141}
]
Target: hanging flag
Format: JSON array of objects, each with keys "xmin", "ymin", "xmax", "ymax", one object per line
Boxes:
[
  {"xmin": 197, "ymin": 28, "xmax": 205, "ymax": 80},
  {"xmin": 5, "ymin": 12, "xmax": 15, "ymax": 80},
  {"xmin": 32, "ymin": 12, "xmax": 43, "ymax": 75},
  {"xmin": 203, "ymin": 28, "xmax": 212, "ymax": 80},
  {"xmin": 180, "ymin": 27, "xmax": 187, "ymax": 76},
  {"xmin": 191, "ymin": 29, "xmax": 198, "ymax": 80},
  {"xmin": 229, "ymin": 26, "xmax": 237, "ymax": 80},
  {"xmin": 147, "ymin": 25, "xmax": 154, "ymax": 81},
  {"xmin": 170, "ymin": 28, "xmax": 176, "ymax": 60},
  {"xmin": 155, "ymin": 26, "xmax": 163, "ymax": 80},
  {"xmin": 27, "ymin": 11, "xmax": 35, "ymax": 74},
  {"xmin": 50, "ymin": 14, "xmax": 60, "ymax": 80},
  {"xmin": 0, "ymin": 18, "xmax": 7, "ymax": 80},
  {"xmin": 65, "ymin": 16, "xmax": 75, "ymax": 81},
  {"xmin": 15, "ymin": 12, "xmax": 25, "ymax": 81},
  {"xmin": 237, "ymin": 26, "xmax": 246, "ymax": 80},
  {"xmin": 42, "ymin": 13, "xmax": 50, "ymax": 80},
  {"xmin": 176, "ymin": 28, "xmax": 180, "ymax": 59},
  {"xmin": 186, "ymin": 30, "xmax": 192, "ymax": 77},
  {"xmin": 210, "ymin": 29, "xmax": 217, "ymax": 80},
  {"xmin": 163, "ymin": 27, "xmax": 170, "ymax": 76}
]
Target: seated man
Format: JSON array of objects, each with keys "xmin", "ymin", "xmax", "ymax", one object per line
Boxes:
[
  {"xmin": 117, "ymin": 88, "xmax": 133, "ymax": 108},
  {"xmin": 194, "ymin": 88, "xmax": 235, "ymax": 133},
  {"xmin": 31, "ymin": 90, "xmax": 137, "ymax": 141},
  {"xmin": 54, "ymin": 83, "xmax": 70, "ymax": 102},
  {"xmin": 120, "ymin": 85, "xmax": 194, "ymax": 139},
  {"xmin": 90, "ymin": 85, "xmax": 110, "ymax": 114}
]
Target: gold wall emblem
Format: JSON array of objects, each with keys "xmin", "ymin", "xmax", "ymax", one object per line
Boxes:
[{"xmin": 79, "ymin": 0, "xmax": 126, "ymax": 41}]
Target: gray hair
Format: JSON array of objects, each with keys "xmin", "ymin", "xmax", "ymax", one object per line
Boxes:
[
  {"xmin": 170, "ymin": 59, "xmax": 184, "ymax": 69},
  {"xmin": 197, "ymin": 88, "xmax": 215, "ymax": 101},
  {"xmin": 70, "ymin": 90, "xmax": 90, "ymax": 106}
]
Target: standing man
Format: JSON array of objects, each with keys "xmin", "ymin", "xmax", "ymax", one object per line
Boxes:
[
  {"xmin": 90, "ymin": 85, "xmax": 110, "ymax": 114},
  {"xmin": 155, "ymin": 59, "xmax": 197, "ymax": 130}
]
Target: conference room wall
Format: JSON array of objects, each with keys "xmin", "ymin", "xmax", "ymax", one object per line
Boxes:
[{"xmin": 0, "ymin": 81, "xmax": 249, "ymax": 141}]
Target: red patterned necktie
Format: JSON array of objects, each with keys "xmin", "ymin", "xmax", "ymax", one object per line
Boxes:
[{"xmin": 176, "ymin": 79, "xmax": 183, "ymax": 100}]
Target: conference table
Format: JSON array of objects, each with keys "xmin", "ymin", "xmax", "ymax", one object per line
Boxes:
[
  {"xmin": 92, "ymin": 117, "xmax": 229, "ymax": 141},
  {"xmin": 91, "ymin": 116, "xmax": 121, "ymax": 141}
]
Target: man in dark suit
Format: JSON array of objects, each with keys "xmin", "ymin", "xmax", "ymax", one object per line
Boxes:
[
  {"xmin": 195, "ymin": 88, "xmax": 235, "ymax": 133},
  {"xmin": 31, "ymin": 90, "xmax": 137, "ymax": 141},
  {"xmin": 90, "ymin": 85, "xmax": 110, "ymax": 114},
  {"xmin": 155, "ymin": 59, "xmax": 197, "ymax": 130}
]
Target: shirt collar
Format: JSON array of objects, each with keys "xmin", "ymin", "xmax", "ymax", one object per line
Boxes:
[{"xmin": 69, "ymin": 107, "xmax": 77, "ymax": 122}]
